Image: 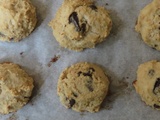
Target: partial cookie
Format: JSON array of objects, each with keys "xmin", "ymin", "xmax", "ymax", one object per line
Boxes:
[
  {"xmin": 133, "ymin": 60, "xmax": 160, "ymax": 110},
  {"xmin": 0, "ymin": 63, "xmax": 34, "ymax": 114},
  {"xmin": 57, "ymin": 62, "xmax": 109, "ymax": 112},
  {"xmin": 135, "ymin": 0, "xmax": 160, "ymax": 50},
  {"xmin": 0, "ymin": 0, "xmax": 37, "ymax": 42},
  {"xmin": 49, "ymin": 0, "xmax": 112, "ymax": 51}
]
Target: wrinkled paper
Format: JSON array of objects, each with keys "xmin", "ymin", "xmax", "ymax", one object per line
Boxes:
[{"xmin": 1, "ymin": 0, "xmax": 160, "ymax": 120}]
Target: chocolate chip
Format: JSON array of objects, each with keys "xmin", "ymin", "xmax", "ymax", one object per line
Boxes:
[
  {"xmin": 10, "ymin": 38, "xmax": 14, "ymax": 41},
  {"xmin": 153, "ymin": 78, "xmax": 160, "ymax": 95},
  {"xmin": 86, "ymin": 83, "xmax": 94, "ymax": 92},
  {"xmin": 154, "ymin": 44, "xmax": 158, "ymax": 48},
  {"xmin": 69, "ymin": 12, "xmax": 81, "ymax": 31},
  {"xmin": 78, "ymin": 71, "xmax": 82, "ymax": 76},
  {"xmin": 148, "ymin": 69, "xmax": 155, "ymax": 76},
  {"xmin": 83, "ymin": 68, "xmax": 95, "ymax": 78},
  {"xmin": 86, "ymin": 79, "xmax": 94, "ymax": 92},
  {"xmin": 80, "ymin": 23, "xmax": 86, "ymax": 34},
  {"xmin": 69, "ymin": 99, "xmax": 75, "ymax": 108},
  {"xmin": 154, "ymin": 104, "xmax": 160, "ymax": 109},
  {"xmin": 89, "ymin": 68, "xmax": 95, "ymax": 72},
  {"xmin": 89, "ymin": 5, "xmax": 97, "ymax": 10},
  {"xmin": 72, "ymin": 92, "xmax": 78, "ymax": 97},
  {"xmin": 83, "ymin": 72, "xmax": 92, "ymax": 77}
]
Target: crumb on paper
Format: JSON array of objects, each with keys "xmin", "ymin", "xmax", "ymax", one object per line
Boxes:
[
  {"xmin": 7, "ymin": 113, "xmax": 17, "ymax": 120},
  {"xmin": 80, "ymin": 113, "xmax": 86, "ymax": 116},
  {"xmin": 106, "ymin": 3, "xmax": 109, "ymax": 5},
  {"xmin": 20, "ymin": 52, "xmax": 24, "ymax": 55},
  {"xmin": 48, "ymin": 55, "xmax": 60, "ymax": 67},
  {"xmin": 102, "ymin": 105, "xmax": 113, "ymax": 110}
]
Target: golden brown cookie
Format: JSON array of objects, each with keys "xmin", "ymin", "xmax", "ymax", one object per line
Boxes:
[
  {"xmin": 57, "ymin": 62, "xmax": 109, "ymax": 112},
  {"xmin": 0, "ymin": 63, "xmax": 34, "ymax": 114},
  {"xmin": 49, "ymin": 0, "xmax": 112, "ymax": 51},
  {"xmin": 0, "ymin": 0, "xmax": 37, "ymax": 42},
  {"xmin": 135, "ymin": 0, "xmax": 160, "ymax": 50},
  {"xmin": 133, "ymin": 60, "xmax": 160, "ymax": 110}
]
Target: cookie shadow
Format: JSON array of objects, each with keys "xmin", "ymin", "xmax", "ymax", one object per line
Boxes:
[
  {"xmin": 98, "ymin": 9, "xmax": 124, "ymax": 48},
  {"xmin": 100, "ymin": 68, "xmax": 132, "ymax": 111},
  {"xmin": 30, "ymin": 0, "xmax": 52, "ymax": 28},
  {"xmin": 20, "ymin": 65, "xmax": 44, "ymax": 105}
]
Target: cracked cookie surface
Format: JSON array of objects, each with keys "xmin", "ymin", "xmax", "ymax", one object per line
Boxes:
[
  {"xmin": 135, "ymin": 0, "xmax": 160, "ymax": 50},
  {"xmin": 57, "ymin": 62, "xmax": 109, "ymax": 112},
  {"xmin": 49, "ymin": 0, "xmax": 112, "ymax": 51},
  {"xmin": 133, "ymin": 60, "xmax": 160, "ymax": 110},
  {"xmin": 0, "ymin": 0, "xmax": 37, "ymax": 42},
  {"xmin": 0, "ymin": 63, "xmax": 34, "ymax": 114}
]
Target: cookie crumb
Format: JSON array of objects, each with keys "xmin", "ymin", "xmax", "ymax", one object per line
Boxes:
[
  {"xmin": 47, "ymin": 55, "xmax": 60, "ymax": 67},
  {"xmin": 106, "ymin": 3, "xmax": 109, "ymax": 5},
  {"xmin": 7, "ymin": 114, "xmax": 17, "ymax": 120},
  {"xmin": 80, "ymin": 113, "xmax": 86, "ymax": 116},
  {"xmin": 20, "ymin": 52, "xmax": 24, "ymax": 55},
  {"xmin": 102, "ymin": 105, "xmax": 112, "ymax": 110}
]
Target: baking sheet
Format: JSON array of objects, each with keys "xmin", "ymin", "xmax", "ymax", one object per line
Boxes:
[{"xmin": 0, "ymin": 0, "xmax": 160, "ymax": 120}]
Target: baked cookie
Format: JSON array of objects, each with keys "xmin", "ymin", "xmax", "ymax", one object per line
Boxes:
[
  {"xmin": 135, "ymin": 0, "xmax": 160, "ymax": 50},
  {"xmin": 0, "ymin": 0, "xmax": 37, "ymax": 42},
  {"xmin": 49, "ymin": 0, "xmax": 112, "ymax": 51},
  {"xmin": 133, "ymin": 60, "xmax": 160, "ymax": 110},
  {"xmin": 57, "ymin": 62, "xmax": 110, "ymax": 112},
  {"xmin": 0, "ymin": 63, "xmax": 34, "ymax": 114}
]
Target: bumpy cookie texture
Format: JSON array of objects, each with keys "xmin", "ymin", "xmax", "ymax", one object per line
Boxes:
[
  {"xmin": 135, "ymin": 0, "xmax": 160, "ymax": 50},
  {"xmin": 49, "ymin": 0, "xmax": 112, "ymax": 51},
  {"xmin": 0, "ymin": 63, "xmax": 34, "ymax": 114},
  {"xmin": 57, "ymin": 62, "xmax": 110, "ymax": 112},
  {"xmin": 133, "ymin": 60, "xmax": 160, "ymax": 110},
  {"xmin": 0, "ymin": 0, "xmax": 37, "ymax": 42}
]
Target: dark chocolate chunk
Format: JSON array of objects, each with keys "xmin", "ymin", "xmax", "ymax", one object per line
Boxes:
[
  {"xmin": 86, "ymin": 79, "xmax": 94, "ymax": 92},
  {"xmin": 72, "ymin": 92, "xmax": 78, "ymax": 97},
  {"xmin": 10, "ymin": 38, "xmax": 14, "ymax": 41},
  {"xmin": 78, "ymin": 71, "xmax": 82, "ymax": 76},
  {"xmin": 154, "ymin": 104, "xmax": 160, "ymax": 109},
  {"xmin": 148, "ymin": 69, "xmax": 155, "ymax": 76},
  {"xmin": 83, "ymin": 72, "xmax": 92, "ymax": 77},
  {"xmin": 80, "ymin": 23, "xmax": 86, "ymax": 34},
  {"xmin": 69, "ymin": 99, "xmax": 76, "ymax": 108},
  {"xmin": 89, "ymin": 5, "xmax": 97, "ymax": 10},
  {"xmin": 154, "ymin": 44, "xmax": 158, "ymax": 48},
  {"xmin": 83, "ymin": 68, "xmax": 95, "ymax": 78},
  {"xmin": 153, "ymin": 78, "xmax": 160, "ymax": 95},
  {"xmin": 69, "ymin": 12, "xmax": 81, "ymax": 31},
  {"xmin": 89, "ymin": 68, "xmax": 95, "ymax": 72},
  {"xmin": 86, "ymin": 84, "xmax": 94, "ymax": 92}
]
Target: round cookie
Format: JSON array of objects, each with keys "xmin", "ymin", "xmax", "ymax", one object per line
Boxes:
[
  {"xmin": 49, "ymin": 0, "xmax": 112, "ymax": 51},
  {"xmin": 133, "ymin": 60, "xmax": 160, "ymax": 110},
  {"xmin": 0, "ymin": 63, "xmax": 34, "ymax": 114},
  {"xmin": 0, "ymin": 0, "xmax": 37, "ymax": 42},
  {"xmin": 135, "ymin": 0, "xmax": 160, "ymax": 50},
  {"xmin": 57, "ymin": 62, "xmax": 110, "ymax": 112}
]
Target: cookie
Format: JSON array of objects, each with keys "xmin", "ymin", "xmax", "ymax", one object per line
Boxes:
[
  {"xmin": 133, "ymin": 60, "xmax": 160, "ymax": 110},
  {"xmin": 0, "ymin": 0, "xmax": 37, "ymax": 42},
  {"xmin": 135, "ymin": 0, "xmax": 160, "ymax": 50},
  {"xmin": 49, "ymin": 0, "xmax": 112, "ymax": 51},
  {"xmin": 57, "ymin": 62, "xmax": 109, "ymax": 112},
  {"xmin": 0, "ymin": 63, "xmax": 34, "ymax": 114}
]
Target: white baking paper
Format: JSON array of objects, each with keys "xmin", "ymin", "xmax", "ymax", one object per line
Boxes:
[{"xmin": 1, "ymin": 0, "xmax": 160, "ymax": 120}]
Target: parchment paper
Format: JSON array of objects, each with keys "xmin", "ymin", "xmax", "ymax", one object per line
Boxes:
[{"xmin": 0, "ymin": 0, "xmax": 160, "ymax": 120}]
